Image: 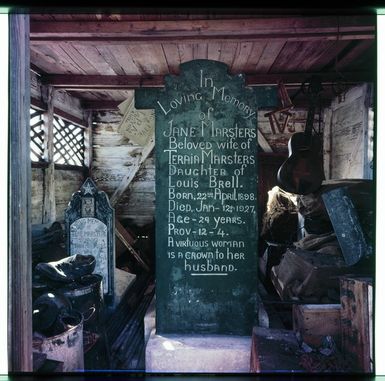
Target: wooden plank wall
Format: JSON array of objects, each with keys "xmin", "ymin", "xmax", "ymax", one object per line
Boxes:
[
  {"xmin": 31, "ymin": 70, "xmax": 85, "ymax": 123},
  {"xmin": 92, "ymin": 110, "xmax": 155, "ymax": 227},
  {"xmin": 91, "ymin": 108, "xmax": 309, "ymax": 227},
  {"xmin": 30, "ymin": 73, "xmax": 86, "ymax": 224},
  {"xmin": 31, "ymin": 169, "xmax": 84, "ymax": 224},
  {"xmin": 55, "ymin": 170, "xmax": 85, "ymax": 222},
  {"xmin": 31, "ymin": 68, "xmax": 315, "ymax": 229},
  {"xmin": 31, "ymin": 169, "xmax": 44, "ymax": 224}
]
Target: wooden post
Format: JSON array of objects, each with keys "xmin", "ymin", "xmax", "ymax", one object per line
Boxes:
[
  {"xmin": 84, "ymin": 110, "xmax": 93, "ymax": 178},
  {"xmin": 42, "ymin": 85, "xmax": 56, "ymax": 224},
  {"xmin": 322, "ymin": 107, "xmax": 332, "ymax": 180},
  {"xmin": 8, "ymin": 13, "xmax": 32, "ymax": 372}
]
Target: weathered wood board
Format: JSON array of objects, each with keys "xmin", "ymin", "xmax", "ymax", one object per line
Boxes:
[
  {"xmin": 55, "ymin": 170, "xmax": 84, "ymax": 222},
  {"xmin": 136, "ymin": 59, "xmax": 276, "ymax": 335},
  {"xmin": 92, "ymin": 114, "xmax": 156, "ymax": 227},
  {"xmin": 31, "ymin": 168, "xmax": 84, "ymax": 224},
  {"xmin": 31, "ymin": 168, "xmax": 45, "ymax": 224},
  {"xmin": 340, "ymin": 276, "xmax": 373, "ymax": 373}
]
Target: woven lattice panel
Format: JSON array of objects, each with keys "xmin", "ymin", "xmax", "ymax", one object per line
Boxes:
[
  {"xmin": 30, "ymin": 108, "xmax": 45, "ymax": 162},
  {"xmin": 53, "ymin": 116, "xmax": 85, "ymax": 166}
]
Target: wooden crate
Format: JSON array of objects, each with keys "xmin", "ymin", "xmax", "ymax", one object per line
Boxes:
[
  {"xmin": 340, "ymin": 276, "xmax": 373, "ymax": 373},
  {"xmin": 250, "ymin": 327, "xmax": 304, "ymax": 373},
  {"xmin": 270, "ymin": 248, "xmax": 348, "ymax": 302},
  {"xmin": 292, "ymin": 304, "xmax": 341, "ymax": 347}
]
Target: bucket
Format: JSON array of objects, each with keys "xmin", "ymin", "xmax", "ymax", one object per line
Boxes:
[
  {"xmin": 60, "ymin": 274, "xmax": 104, "ymax": 334},
  {"xmin": 33, "ymin": 310, "xmax": 84, "ymax": 371}
]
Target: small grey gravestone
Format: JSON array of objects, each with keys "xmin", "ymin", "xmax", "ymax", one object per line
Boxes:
[
  {"xmin": 65, "ymin": 177, "xmax": 115, "ymax": 304},
  {"xmin": 136, "ymin": 59, "xmax": 276, "ymax": 335}
]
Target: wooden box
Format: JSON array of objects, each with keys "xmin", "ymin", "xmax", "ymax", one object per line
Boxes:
[
  {"xmin": 250, "ymin": 326, "xmax": 304, "ymax": 373},
  {"xmin": 292, "ymin": 304, "xmax": 341, "ymax": 347},
  {"xmin": 270, "ymin": 248, "xmax": 348, "ymax": 302}
]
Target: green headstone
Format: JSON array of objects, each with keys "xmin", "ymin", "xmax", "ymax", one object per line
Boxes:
[{"xmin": 136, "ymin": 60, "xmax": 276, "ymax": 335}]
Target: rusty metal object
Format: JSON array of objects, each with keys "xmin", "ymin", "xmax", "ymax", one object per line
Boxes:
[{"xmin": 33, "ymin": 310, "xmax": 84, "ymax": 372}]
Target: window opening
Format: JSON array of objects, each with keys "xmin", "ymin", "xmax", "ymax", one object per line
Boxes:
[
  {"xmin": 53, "ymin": 115, "xmax": 85, "ymax": 167},
  {"xmin": 30, "ymin": 107, "xmax": 45, "ymax": 162}
]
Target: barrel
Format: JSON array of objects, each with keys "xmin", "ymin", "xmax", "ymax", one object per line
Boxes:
[
  {"xmin": 33, "ymin": 310, "xmax": 84, "ymax": 371},
  {"xmin": 59, "ymin": 274, "xmax": 104, "ymax": 334}
]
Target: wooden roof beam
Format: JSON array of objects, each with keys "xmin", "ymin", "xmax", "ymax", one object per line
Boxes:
[
  {"xmin": 42, "ymin": 74, "xmax": 165, "ymax": 89},
  {"xmin": 30, "ymin": 16, "xmax": 375, "ymax": 44},
  {"xmin": 41, "ymin": 71, "xmax": 374, "ymax": 90}
]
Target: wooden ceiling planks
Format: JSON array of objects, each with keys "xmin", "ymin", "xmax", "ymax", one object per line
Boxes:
[
  {"xmin": 345, "ymin": 43, "xmax": 375, "ymax": 72},
  {"xmin": 126, "ymin": 43, "xmax": 169, "ymax": 75},
  {"xmin": 335, "ymin": 40, "xmax": 375, "ymax": 71},
  {"xmin": 231, "ymin": 42, "xmax": 254, "ymax": 73},
  {"xmin": 207, "ymin": 42, "xmax": 222, "ymax": 61},
  {"xmin": 107, "ymin": 45, "xmax": 143, "ymax": 75},
  {"xmin": 177, "ymin": 43, "xmax": 194, "ymax": 64},
  {"xmin": 193, "ymin": 43, "xmax": 208, "ymax": 60},
  {"xmin": 30, "ymin": 47, "xmax": 60, "ymax": 74},
  {"xmin": 72, "ymin": 43, "xmax": 118, "ymax": 75},
  {"xmin": 269, "ymin": 41, "xmax": 307, "ymax": 73},
  {"xmin": 254, "ymin": 41, "xmax": 286, "ymax": 73},
  {"xmin": 95, "ymin": 46, "xmax": 127, "ymax": 76},
  {"xmin": 218, "ymin": 42, "xmax": 238, "ymax": 68},
  {"xmin": 58, "ymin": 42, "xmax": 100, "ymax": 75},
  {"xmin": 161, "ymin": 43, "xmax": 181, "ymax": 74},
  {"xmin": 31, "ymin": 44, "xmax": 84, "ymax": 74},
  {"xmin": 270, "ymin": 40, "xmax": 333, "ymax": 73},
  {"xmin": 287, "ymin": 40, "xmax": 334, "ymax": 72},
  {"xmin": 29, "ymin": 13, "xmax": 375, "ymax": 108},
  {"xmin": 243, "ymin": 41, "xmax": 268, "ymax": 73},
  {"xmin": 306, "ymin": 39, "xmax": 351, "ymax": 72}
]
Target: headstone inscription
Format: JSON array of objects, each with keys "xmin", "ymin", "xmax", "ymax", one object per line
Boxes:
[
  {"xmin": 65, "ymin": 177, "xmax": 115, "ymax": 304},
  {"xmin": 136, "ymin": 60, "xmax": 276, "ymax": 335}
]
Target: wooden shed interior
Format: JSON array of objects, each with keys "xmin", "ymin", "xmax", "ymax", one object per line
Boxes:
[{"xmin": 8, "ymin": 9, "xmax": 376, "ymax": 374}]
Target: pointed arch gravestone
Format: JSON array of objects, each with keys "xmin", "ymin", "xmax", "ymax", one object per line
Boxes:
[
  {"xmin": 136, "ymin": 60, "xmax": 276, "ymax": 335},
  {"xmin": 65, "ymin": 177, "xmax": 115, "ymax": 304}
]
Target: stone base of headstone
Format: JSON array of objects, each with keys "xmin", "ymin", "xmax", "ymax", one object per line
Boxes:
[
  {"xmin": 144, "ymin": 300, "xmax": 252, "ymax": 373},
  {"xmin": 144, "ymin": 295, "xmax": 156, "ymax": 346},
  {"xmin": 145, "ymin": 329, "xmax": 251, "ymax": 373},
  {"xmin": 113, "ymin": 267, "xmax": 136, "ymax": 309}
]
